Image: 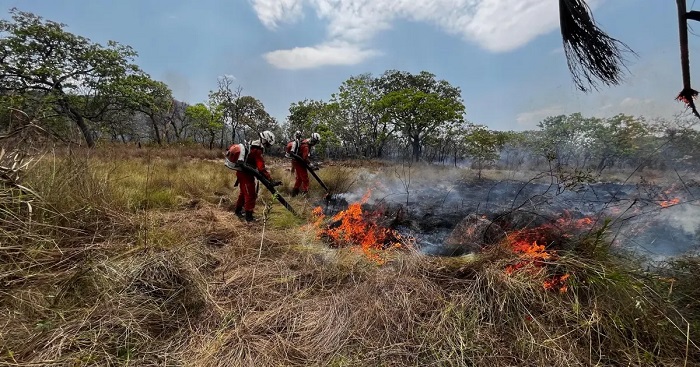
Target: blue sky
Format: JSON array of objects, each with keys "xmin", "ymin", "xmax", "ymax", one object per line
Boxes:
[{"xmin": 1, "ymin": 0, "xmax": 698, "ymax": 130}]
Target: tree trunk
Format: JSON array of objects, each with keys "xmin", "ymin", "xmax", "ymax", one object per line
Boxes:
[
  {"xmin": 220, "ymin": 122, "xmax": 225, "ymax": 149},
  {"xmin": 231, "ymin": 113, "xmax": 238, "ymax": 143},
  {"xmin": 411, "ymin": 135, "xmax": 421, "ymax": 162},
  {"xmin": 170, "ymin": 119, "xmax": 181, "ymax": 140},
  {"xmin": 150, "ymin": 115, "xmax": 162, "ymax": 145},
  {"xmin": 74, "ymin": 113, "xmax": 95, "ymax": 148}
]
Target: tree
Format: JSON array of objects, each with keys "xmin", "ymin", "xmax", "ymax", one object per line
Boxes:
[
  {"xmin": 0, "ymin": 9, "xmax": 149, "ymax": 147},
  {"xmin": 464, "ymin": 125, "xmax": 507, "ymax": 179},
  {"xmin": 331, "ymin": 73, "xmax": 392, "ymax": 157},
  {"xmin": 536, "ymin": 113, "xmax": 592, "ymax": 168},
  {"xmin": 234, "ymin": 96, "xmax": 276, "ymax": 138},
  {"xmin": 286, "ymin": 99, "xmax": 343, "ymax": 157},
  {"xmin": 373, "ymin": 70, "xmax": 465, "ymax": 161},
  {"xmin": 109, "ymin": 74, "xmax": 174, "ymax": 145},
  {"xmin": 162, "ymin": 99, "xmax": 189, "ymax": 142},
  {"xmin": 185, "ymin": 103, "xmax": 223, "ymax": 149},
  {"xmin": 584, "ymin": 114, "xmax": 652, "ymax": 171},
  {"xmin": 208, "ymin": 75, "xmax": 242, "ymax": 145},
  {"xmin": 287, "ymin": 99, "xmax": 328, "ymax": 134}
]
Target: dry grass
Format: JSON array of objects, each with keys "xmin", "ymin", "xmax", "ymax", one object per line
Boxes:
[{"xmin": 1, "ymin": 144, "xmax": 699, "ymax": 366}]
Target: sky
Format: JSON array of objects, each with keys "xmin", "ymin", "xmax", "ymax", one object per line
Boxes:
[{"xmin": 1, "ymin": 0, "xmax": 699, "ymax": 131}]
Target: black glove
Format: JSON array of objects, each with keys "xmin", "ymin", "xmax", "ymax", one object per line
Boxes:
[{"xmin": 272, "ymin": 180, "xmax": 283, "ymax": 187}]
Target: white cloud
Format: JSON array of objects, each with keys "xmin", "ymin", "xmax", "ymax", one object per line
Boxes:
[
  {"xmin": 516, "ymin": 105, "xmax": 565, "ymax": 128},
  {"xmin": 264, "ymin": 41, "xmax": 381, "ymax": 69},
  {"xmin": 250, "ymin": 0, "xmax": 605, "ymax": 69},
  {"xmin": 249, "ymin": 0, "xmax": 304, "ymax": 29}
]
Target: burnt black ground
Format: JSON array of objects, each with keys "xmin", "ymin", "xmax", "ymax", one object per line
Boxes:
[{"xmin": 319, "ymin": 178, "xmax": 700, "ymax": 260}]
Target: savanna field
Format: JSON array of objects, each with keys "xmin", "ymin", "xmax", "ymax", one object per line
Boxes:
[
  {"xmin": 4, "ymin": 3, "xmax": 700, "ymax": 365},
  {"xmin": 2, "ymin": 144, "xmax": 699, "ymax": 367}
]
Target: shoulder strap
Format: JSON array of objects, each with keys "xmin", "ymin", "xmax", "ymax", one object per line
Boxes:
[{"xmin": 238, "ymin": 143, "xmax": 249, "ymax": 162}]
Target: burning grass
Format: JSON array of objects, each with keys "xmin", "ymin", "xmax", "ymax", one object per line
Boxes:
[
  {"xmin": 1, "ymin": 144, "xmax": 699, "ymax": 366},
  {"xmin": 310, "ymin": 190, "xmax": 414, "ymax": 263}
]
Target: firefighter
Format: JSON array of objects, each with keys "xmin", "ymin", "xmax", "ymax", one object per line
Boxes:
[
  {"xmin": 288, "ymin": 132, "xmax": 320, "ymax": 197},
  {"xmin": 285, "ymin": 130, "xmax": 303, "ymax": 175},
  {"xmin": 229, "ymin": 130, "xmax": 278, "ymax": 222}
]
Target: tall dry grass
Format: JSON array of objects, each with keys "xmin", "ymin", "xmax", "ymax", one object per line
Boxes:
[{"xmin": 0, "ymin": 144, "xmax": 698, "ymax": 366}]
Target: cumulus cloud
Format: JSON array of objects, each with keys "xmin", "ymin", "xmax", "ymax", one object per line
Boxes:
[
  {"xmin": 249, "ymin": 0, "xmax": 305, "ymax": 29},
  {"xmin": 250, "ymin": 0, "xmax": 604, "ymax": 69},
  {"xmin": 264, "ymin": 41, "xmax": 381, "ymax": 69}
]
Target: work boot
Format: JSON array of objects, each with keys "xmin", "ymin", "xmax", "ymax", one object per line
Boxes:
[
  {"xmin": 245, "ymin": 211, "xmax": 256, "ymax": 222},
  {"xmin": 234, "ymin": 207, "xmax": 244, "ymax": 218},
  {"xmin": 291, "ymin": 188, "xmax": 300, "ymax": 197}
]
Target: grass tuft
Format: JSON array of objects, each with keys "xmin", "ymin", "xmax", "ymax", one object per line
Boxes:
[{"xmin": 1, "ymin": 144, "xmax": 699, "ymax": 366}]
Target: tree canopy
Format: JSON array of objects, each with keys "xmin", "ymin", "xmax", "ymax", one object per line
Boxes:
[{"xmin": 0, "ymin": 8, "xmax": 171, "ymax": 147}]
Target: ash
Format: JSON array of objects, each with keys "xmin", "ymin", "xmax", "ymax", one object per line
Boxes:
[{"xmin": 318, "ymin": 170, "xmax": 700, "ymax": 261}]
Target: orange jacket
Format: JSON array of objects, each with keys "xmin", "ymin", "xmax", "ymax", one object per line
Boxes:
[
  {"xmin": 298, "ymin": 140, "xmax": 311, "ymax": 164},
  {"xmin": 245, "ymin": 146, "xmax": 272, "ymax": 180}
]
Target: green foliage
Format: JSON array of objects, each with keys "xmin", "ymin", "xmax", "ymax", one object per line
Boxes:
[
  {"xmin": 208, "ymin": 76, "xmax": 277, "ymax": 144},
  {"xmin": 108, "ymin": 74, "xmax": 174, "ymax": 145},
  {"xmin": 0, "ymin": 8, "xmax": 155, "ymax": 147},
  {"xmin": 287, "ymin": 70, "xmax": 465, "ymax": 161},
  {"xmin": 287, "ymin": 99, "xmax": 343, "ymax": 157},
  {"xmin": 287, "ymin": 99, "xmax": 329, "ymax": 133},
  {"xmin": 372, "ymin": 70, "xmax": 466, "ymax": 161},
  {"xmin": 535, "ymin": 113, "xmax": 655, "ymax": 172},
  {"xmin": 185, "ymin": 103, "xmax": 223, "ymax": 149},
  {"xmin": 464, "ymin": 125, "xmax": 507, "ymax": 178},
  {"xmin": 330, "ymin": 73, "xmax": 389, "ymax": 157},
  {"xmin": 235, "ymin": 96, "xmax": 276, "ymax": 132}
]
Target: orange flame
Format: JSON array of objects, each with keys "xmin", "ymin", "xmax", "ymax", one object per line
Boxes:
[
  {"xmin": 660, "ymin": 198, "xmax": 680, "ymax": 208},
  {"xmin": 312, "ymin": 190, "xmax": 410, "ymax": 263},
  {"xmin": 505, "ymin": 239, "xmax": 552, "ymax": 275},
  {"xmin": 503, "ymin": 216, "xmax": 590, "ymax": 293},
  {"xmin": 543, "ymin": 273, "xmax": 571, "ymax": 293}
]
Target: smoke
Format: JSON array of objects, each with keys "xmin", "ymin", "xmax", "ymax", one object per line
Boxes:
[
  {"xmin": 331, "ymin": 164, "xmax": 700, "ymax": 261},
  {"xmin": 614, "ymin": 201, "xmax": 700, "ymax": 261}
]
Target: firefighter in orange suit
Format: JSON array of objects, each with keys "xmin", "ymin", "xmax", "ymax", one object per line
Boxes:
[
  {"xmin": 227, "ymin": 131, "xmax": 276, "ymax": 222},
  {"xmin": 289, "ymin": 132, "xmax": 320, "ymax": 197}
]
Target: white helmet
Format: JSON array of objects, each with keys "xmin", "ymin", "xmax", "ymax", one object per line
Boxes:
[
  {"xmin": 310, "ymin": 132, "xmax": 321, "ymax": 144},
  {"xmin": 259, "ymin": 130, "xmax": 276, "ymax": 146},
  {"xmin": 294, "ymin": 130, "xmax": 302, "ymax": 139}
]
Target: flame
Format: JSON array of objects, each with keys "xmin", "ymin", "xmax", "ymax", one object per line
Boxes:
[
  {"xmin": 312, "ymin": 189, "xmax": 411, "ymax": 263},
  {"xmin": 505, "ymin": 239, "xmax": 552, "ymax": 275},
  {"xmin": 543, "ymin": 273, "xmax": 570, "ymax": 293},
  {"xmin": 505, "ymin": 237, "xmax": 571, "ymax": 293},
  {"xmin": 503, "ymin": 216, "xmax": 590, "ymax": 293},
  {"xmin": 660, "ymin": 198, "xmax": 680, "ymax": 208}
]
